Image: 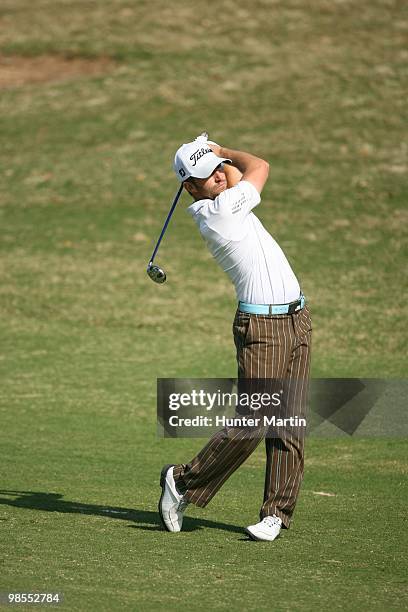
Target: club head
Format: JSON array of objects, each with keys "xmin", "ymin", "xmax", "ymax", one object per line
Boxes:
[{"xmin": 147, "ymin": 263, "xmax": 166, "ymax": 284}]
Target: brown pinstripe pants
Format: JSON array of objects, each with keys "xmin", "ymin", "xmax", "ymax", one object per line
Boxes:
[{"xmin": 173, "ymin": 304, "xmax": 312, "ymax": 528}]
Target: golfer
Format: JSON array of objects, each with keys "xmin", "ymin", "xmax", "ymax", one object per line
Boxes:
[{"xmin": 159, "ymin": 135, "xmax": 312, "ymax": 541}]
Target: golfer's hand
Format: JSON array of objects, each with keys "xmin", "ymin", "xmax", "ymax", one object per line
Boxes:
[
  {"xmin": 207, "ymin": 141, "xmax": 222, "ymax": 156},
  {"xmin": 194, "ymin": 132, "xmax": 209, "ymax": 144},
  {"xmin": 194, "ymin": 132, "xmax": 222, "ymax": 156}
]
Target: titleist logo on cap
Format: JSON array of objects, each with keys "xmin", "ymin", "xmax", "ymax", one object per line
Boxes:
[{"xmin": 190, "ymin": 147, "xmax": 212, "ymax": 167}]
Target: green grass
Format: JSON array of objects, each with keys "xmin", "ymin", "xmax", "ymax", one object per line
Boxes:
[{"xmin": 0, "ymin": 0, "xmax": 407, "ymax": 610}]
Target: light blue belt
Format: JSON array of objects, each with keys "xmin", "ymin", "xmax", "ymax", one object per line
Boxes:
[{"xmin": 239, "ymin": 294, "xmax": 306, "ymax": 315}]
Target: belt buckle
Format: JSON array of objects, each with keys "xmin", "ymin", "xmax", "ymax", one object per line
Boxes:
[{"xmin": 288, "ymin": 300, "xmax": 300, "ymax": 315}]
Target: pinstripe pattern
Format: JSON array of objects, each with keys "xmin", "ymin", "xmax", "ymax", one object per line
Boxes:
[{"xmin": 173, "ymin": 304, "xmax": 312, "ymax": 528}]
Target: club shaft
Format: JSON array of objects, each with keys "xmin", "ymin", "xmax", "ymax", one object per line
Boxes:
[{"xmin": 149, "ymin": 184, "xmax": 183, "ymax": 264}]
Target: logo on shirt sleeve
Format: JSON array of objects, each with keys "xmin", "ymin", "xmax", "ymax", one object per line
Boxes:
[{"xmin": 231, "ymin": 194, "xmax": 246, "ymax": 214}]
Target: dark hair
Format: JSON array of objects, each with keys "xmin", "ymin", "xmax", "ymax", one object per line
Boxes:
[{"xmin": 184, "ymin": 176, "xmax": 198, "ymax": 186}]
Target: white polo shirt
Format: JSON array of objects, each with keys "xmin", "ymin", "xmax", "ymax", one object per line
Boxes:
[{"xmin": 187, "ymin": 180, "xmax": 300, "ymax": 304}]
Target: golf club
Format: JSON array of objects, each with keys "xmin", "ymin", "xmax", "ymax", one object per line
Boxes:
[{"xmin": 146, "ymin": 183, "xmax": 183, "ymax": 283}]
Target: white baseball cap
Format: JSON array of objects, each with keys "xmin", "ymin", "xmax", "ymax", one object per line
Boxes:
[{"xmin": 173, "ymin": 141, "xmax": 231, "ymax": 182}]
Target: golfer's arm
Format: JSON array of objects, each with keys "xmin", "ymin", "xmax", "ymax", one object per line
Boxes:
[
  {"xmin": 215, "ymin": 146, "xmax": 269, "ymax": 193},
  {"xmin": 224, "ymin": 163, "xmax": 242, "ymax": 188}
]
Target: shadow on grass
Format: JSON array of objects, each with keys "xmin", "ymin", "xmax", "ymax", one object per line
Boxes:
[{"xmin": 0, "ymin": 490, "xmax": 244, "ymax": 535}]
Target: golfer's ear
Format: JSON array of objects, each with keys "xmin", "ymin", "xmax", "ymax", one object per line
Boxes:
[{"xmin": 183, "ymin": 180, "xmax": 195, "ymax": 196}]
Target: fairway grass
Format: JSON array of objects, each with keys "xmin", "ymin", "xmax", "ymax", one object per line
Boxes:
[
  {"xmin": 1, "ymin": 1, "xmax": 407, "ymax": 610},
  {"xmin": 1, "ymin": 407, "xmax": 407, "ymax": 610}
]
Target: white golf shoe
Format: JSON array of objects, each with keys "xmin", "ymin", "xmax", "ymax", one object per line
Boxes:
[
  {"xmin": 245, "ymin": 515, "xmax": 283, "ymax": 541},
  {"xmin": 158, "ymin": 464, "xmax": 189, "ymax": 532}
]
